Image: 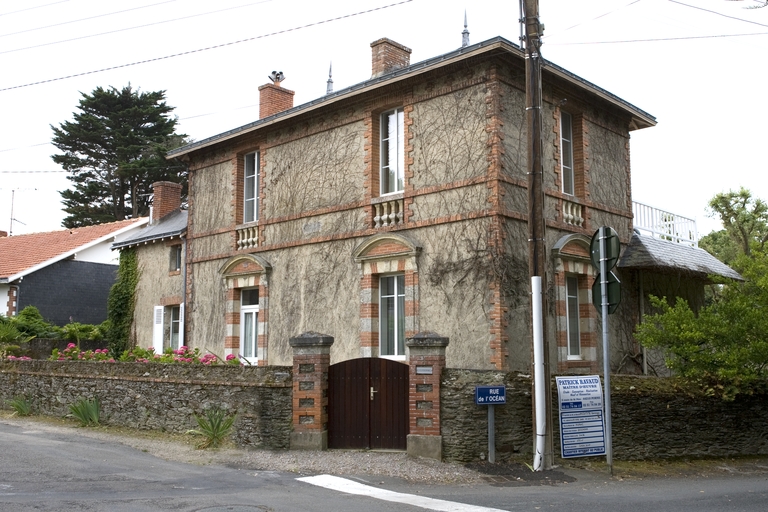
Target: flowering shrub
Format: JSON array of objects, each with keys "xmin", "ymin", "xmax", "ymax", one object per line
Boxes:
[
  {"xmin": 6, "ymin": 355, "xmax": 32, "ymax": 361},
  {"xmin": 40, "ymin": 344, "xmax": 242, "ymax": 366}
]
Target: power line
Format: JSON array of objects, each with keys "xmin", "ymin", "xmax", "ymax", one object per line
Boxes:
[
  {"xmin": 543, "ymin": 0, "xmax": 642, "ymax": 40},
  {"xmin": 548, "ymin": 31, "xmax": 768, "ymax": 45},
  {"xmin": 1, "ymin": 0, "xmax": 276, "ymax": 55},
  {"xmin": 0, "ymin": 0, "xmax": 413, "ymax": 92},
  {"xmin": 0, "ymin": 0, "xmax": 177, "ymax": 38},
  {"xmin": 670, "ymin": 0, "xmax": 768, "ymax": 29},
  {"xmin": 0, "ymin": 0, "xmax": 68, "ymax": 17}
]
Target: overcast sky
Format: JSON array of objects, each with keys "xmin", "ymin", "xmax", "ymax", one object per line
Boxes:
[{"xmin": 1, "ymin": 0, "xmax": 766, "ymax": 237}]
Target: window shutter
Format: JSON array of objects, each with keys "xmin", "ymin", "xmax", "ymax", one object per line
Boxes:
[
  {"xmin": 178, "ymin": 303, "xmax": 185, "ymax": 347},
  {"xmin": 153, "ymin": 306, "xmax": 164, "ymax": 354}
]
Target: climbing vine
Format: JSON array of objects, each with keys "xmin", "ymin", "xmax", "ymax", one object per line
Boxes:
[{"xmin": 106, "ymin": 248, "xmax": 140, "ymax": 355}]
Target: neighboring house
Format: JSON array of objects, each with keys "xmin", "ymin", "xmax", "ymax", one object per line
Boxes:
[
  {"xmin": 111, "ymin": 182, "xmax": 187, "ymax": 354},
  {"xmin": 0, "ymin": 218, "xmax": 148, "ymax": 325},
  {"xmin": 130, "ymin": 35, "xmax": 738, "ymax": 376}
]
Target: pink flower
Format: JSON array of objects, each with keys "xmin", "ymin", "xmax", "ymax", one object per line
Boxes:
[
  {"xmin": 225, "ymin": 354, "xmax": 235, "ymax": 361},
  {"xmin": 67, "ymin": 343, "xmax": 76, "ymax": 349}
]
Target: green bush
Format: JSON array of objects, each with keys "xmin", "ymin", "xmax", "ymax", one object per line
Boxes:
[
  {"xmin": 68, "ymin": 397, "xmax": 101, "ymax": 427},
  {"xmin": 7, "ymin": 396, "xmax": 32, "ymax": 417},
  {"xmin": 188, "ymin": 407, "xmax": 237, "ymax": 449}
]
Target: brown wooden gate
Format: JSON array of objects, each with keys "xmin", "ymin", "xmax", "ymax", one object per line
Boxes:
[{"xmin": 327, "ymin": 358, "xmax": 409, "ymax": 450}]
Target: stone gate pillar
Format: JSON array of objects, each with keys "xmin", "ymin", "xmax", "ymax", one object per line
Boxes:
[
  {"xmin": 289, "ymin": 331, "xmax": 333, "ymax": 450},
  {"xmin": 406, "ymin": 332, "xmax": 449, "ymax": 460}
]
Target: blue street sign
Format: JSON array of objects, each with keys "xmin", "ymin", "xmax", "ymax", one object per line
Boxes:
[{"xmin": 475, "ymin": 385, "xmax": 506, "ymax": 405}]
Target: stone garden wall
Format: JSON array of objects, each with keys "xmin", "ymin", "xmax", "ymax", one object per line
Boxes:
[
  {"xmin": 441, "ymin": 370, "xmax": 768, "ymax": 463},
  {"xmin": 0, "ymin": 360, "xmax": 292, "ymax": 449}
]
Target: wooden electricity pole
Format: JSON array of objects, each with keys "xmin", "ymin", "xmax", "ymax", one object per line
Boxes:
[{"xmin": 523, "ymin": 0, "xmax": 554, "ymax": 470}]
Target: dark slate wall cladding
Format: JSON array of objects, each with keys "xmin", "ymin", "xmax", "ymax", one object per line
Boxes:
[
  {"xmin": 18, "ymin": 260, "xmax": 117, "ymax": 325},
  {"xmin": 0, "ymin": 361, "xmax": 293, "ymax": 449},
  {"xmin": 441, "ymin": 370, "xmax": 768, "ymax": 463}
]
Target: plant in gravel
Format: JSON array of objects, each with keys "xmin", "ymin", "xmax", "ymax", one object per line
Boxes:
[
  {"xmin": 188, "ymin": 406, "xmax": 237, "ymax": 449},
  {"xmin": 68, "ymin": 397, "xmax": 101, "ymax": 426},
  {"xmin": 7, "ymin": 396, "xmax": 32, "ymax": 416}
]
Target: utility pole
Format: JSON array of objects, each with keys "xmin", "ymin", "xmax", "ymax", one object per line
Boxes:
[{"xmin": 523, "ymin": 0, "xmax": 554, "ymax": 470}]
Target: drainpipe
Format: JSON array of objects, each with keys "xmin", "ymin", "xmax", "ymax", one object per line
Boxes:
[{"xmin": 532, "ymin": 276, "xmax": 546, "ymax": 471}]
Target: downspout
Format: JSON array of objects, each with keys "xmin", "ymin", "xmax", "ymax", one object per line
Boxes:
[{"xmin": 532, "ymin": 276, "xmax": 546, "ymax": 471}]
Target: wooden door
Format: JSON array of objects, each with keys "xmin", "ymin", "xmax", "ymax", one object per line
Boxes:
[{"xmin": 328, "ymin": 358, "xmax": 408, "ymax": 450}]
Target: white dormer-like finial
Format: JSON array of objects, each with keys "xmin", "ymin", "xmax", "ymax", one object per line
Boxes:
[
  {"xmin": 326, "ymin": 62, "xmax": 333, "ymax": 95},
  {"xmin": 462, "ymin": 11, "xmax": 470, "ymax": 48}
]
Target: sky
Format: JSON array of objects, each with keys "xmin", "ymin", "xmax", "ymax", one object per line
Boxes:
[{"xmin": 1, "ymin": 0, "xmax": 766, "ymax": 237}]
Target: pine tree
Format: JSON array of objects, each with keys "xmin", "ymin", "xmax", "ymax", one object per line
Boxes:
[{"xmin": 51, "ymin": 85, "xmax": 186, "ymax": 227}]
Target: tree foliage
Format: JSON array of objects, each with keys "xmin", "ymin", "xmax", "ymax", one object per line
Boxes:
[
  {"xmin": 636, "ymin": 189, "xmax": 768, "ymax": 399},
  {"xmin": 106, "ymin": 249, "xmax": 140, "ymax": 355},
  {"xmin": 51, "ymin": 85, "xmax": 187, "ymax": 228}
]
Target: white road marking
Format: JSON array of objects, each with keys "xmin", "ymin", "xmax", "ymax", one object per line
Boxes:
[{"xmin": 297, "ymin": 474, "xmax": 509, "ymax": 512}]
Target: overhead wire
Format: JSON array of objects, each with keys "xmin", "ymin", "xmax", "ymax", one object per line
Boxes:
[
  {"xmin": 0, "ymin": 0, "xmax": 177, "ymax": 38},
  {"xmin": 1, "ymin": 0, "xmax": 276, "ymax": 54},
  {"xmin": 0, "ymin": 0, "xmax": 69, "ymax": 17},
  {"xmin": 0, "ymin": 0, "xmax": 413, "ymax": 92}
]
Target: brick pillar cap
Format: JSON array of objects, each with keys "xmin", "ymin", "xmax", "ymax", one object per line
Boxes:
[
  {"xmin": 406, "ymin": 332, "xmax": 449, "ymax": 348},
  {"xmin": 289, "ymin": 331, "xmax": 334, "ymax": 348}
]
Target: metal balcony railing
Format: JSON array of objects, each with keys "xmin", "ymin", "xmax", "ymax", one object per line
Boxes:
[{"xmin": 632, "ymin": 201, "xmax": 698, "ymax": 247}]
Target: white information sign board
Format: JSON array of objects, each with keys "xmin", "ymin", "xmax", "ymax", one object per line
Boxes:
[{"xmin": 556, "ymin": 376, "xmax": 606, "ymax": 458}]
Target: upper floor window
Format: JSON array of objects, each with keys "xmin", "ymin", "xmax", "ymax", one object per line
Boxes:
[
  {"xmin": 169, "ymin": 245, "xmax": 182, "ymax": 272},
  {"xmin": 244, "ymin": 151, "xmax": 259, "ymax": 223},
  {"xmin": 380, "ymin": 108, "xmax": 404, "ymax": 195},
  {"xmin": 560, "ymin": 111, "xmax": 574, "ymax": 196}
]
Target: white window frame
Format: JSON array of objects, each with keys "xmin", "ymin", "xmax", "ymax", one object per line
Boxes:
[
  {"xmin": 152, "ymin": 304, "xmax": 184, "ymax": 354},
  {"xmin": 379, "ymin": 274, "xmax": 405, "ymax": 359},
  {"xmin": 565, "ymin": 275, "xmax": 581, "ymax": 359},
  {"xmin": 170, "ymin": 245, "xmax": 182, "ymax": 272},
  {"xmin": 379, "ymin": 108, "xmax": 404, "ymax": 196},
  {"xmin": 240, "ymin": 288, "xmax": 259, "ymax": 364},
  {"xmin": 244, "ymin": 151, "xmax": 259, "ymax": 223},
  {"xmin": 560, "ymin": 111, "xmax": 575, "ymax": 196}
]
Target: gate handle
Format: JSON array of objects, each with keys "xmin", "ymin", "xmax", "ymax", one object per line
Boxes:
[{"xmin": 370, "ymin": 386, "xmax": 378, "ymax": 401}]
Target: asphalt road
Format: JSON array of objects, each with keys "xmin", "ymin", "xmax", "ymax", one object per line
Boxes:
[{"xmin": 2, "ymin": 420, "xmax": 768, "ymax": 512}]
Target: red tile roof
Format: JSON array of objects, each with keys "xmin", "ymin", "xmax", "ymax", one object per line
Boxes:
[{"xmin": 0, "ymin": 219, "xmax": 144, "ymax": 280}]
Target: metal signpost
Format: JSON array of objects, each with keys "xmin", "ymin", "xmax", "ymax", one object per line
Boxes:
[
  {"xmin": 475, "ymin": 385, "xmax": 506, "ymax": 463},
  {"xmin": 590, "ymin": 226, "xmax": 621, "ymax": 474},
  {"xmin": 555, "ymin": 376, "xmax": 606, "ymax": 458}
]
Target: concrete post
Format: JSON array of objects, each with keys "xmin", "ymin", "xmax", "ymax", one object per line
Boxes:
[
  {"xmin": 289, "ymin": 331, "xmax": 333, "ymax": 450},
  {"xmin": 406, "ymin": 332, "xmax": 449, "ymax": 460}
]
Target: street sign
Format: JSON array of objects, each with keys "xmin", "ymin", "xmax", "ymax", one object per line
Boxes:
[
  {"xmin": 592, "ymin": 271, "xmax": 621, "ymax": 314},
  {"xmin": 590, "ymin": 226, "xmax": 620, "ymax": 271},
  {"xmin": 556, "ymin": 376, "xmax": 606, "ymax": 458},
  {"xmin": 475, "ymin": 385, "xmax": 506, "ymax": 405}
]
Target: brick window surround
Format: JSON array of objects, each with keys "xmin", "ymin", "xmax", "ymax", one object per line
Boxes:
[
  {"xmin": 220, "ymin": 254, "xmax": 271, "ymax": 365},
  {"xmin": 352, "ymin": 233, "xmax": 421, "ymax": 358},
  {"xmin": 552, "ymin": 234, "xmax": 598, "ymax": 374}
]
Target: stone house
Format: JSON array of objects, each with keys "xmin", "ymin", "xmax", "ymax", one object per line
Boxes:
[{"xmin": 116, "ymin": 35, "xmax": 746, "ymax": 455}]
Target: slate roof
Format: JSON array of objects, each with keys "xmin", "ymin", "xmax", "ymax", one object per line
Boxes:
[
  {"xmin": 0, "ymin": 218, "xmax": 148, "ymax": 282},
  {"xmin": 618, "ymin": 233, "xmax": 743, "ymax": 281},
  {"xmin": 112, "ymin": 209, "xmax": 187, "ymax": 250},
  {"xmin": 168, "ymin": 36, "xmax": 655, "ymax": 160}
]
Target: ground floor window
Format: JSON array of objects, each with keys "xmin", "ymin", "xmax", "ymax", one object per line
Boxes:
[
  {"xmin": 153, "ymin": 304, "xmax": 184, "ymax": 353},
  {"xmin": 380, "ymin": 275, "xmax": 405, "ymax": 357},
  {"xmin": 566, "ymin": 275, "xmax": 581, "ymax": 359},
  {"xmin": 240, "ymin": 288, "xmax": 259, "ymax": 364}
]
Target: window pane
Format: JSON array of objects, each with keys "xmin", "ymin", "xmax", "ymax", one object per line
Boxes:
[
  {"xmin": 242, "ymin": 288, "xmax": 259, "ymax": 306},
  {"xmin": 566, "ymin": 276, "xmax": 580, "ymax": 356},
  {"xmin": 561, "ymin": 112, "xmax": 574, "ymax": 195},
  {"xmin": 381, "ymin": 295, "xmax": 395, "ymax": 356},
  {"xmin": 380, "ymin": 109, "xmax": 403, "ymax": 195},
  {"xmin": 396, "ymin": 109, "xmax": 404, "ymax": 192},
  {"xmin": 396, "ymin": 275, "xmax": 405, "ymax": 356},
  {"xmin": 243, "ymin": 311, "xmax": 256, "ymax": 358},
  {"xmin": 244, "ymin": 152, "xmax": 258, "ymax": 222}
]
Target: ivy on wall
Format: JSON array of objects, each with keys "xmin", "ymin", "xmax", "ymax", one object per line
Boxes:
[{"xmin": 106, "ymin": 249, "xmax": 140, "ymax": 355}]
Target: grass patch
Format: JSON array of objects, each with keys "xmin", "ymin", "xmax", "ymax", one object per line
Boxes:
[{"xmin": 6, "ymin": 396, "xmax": 32, "ymax": 417}]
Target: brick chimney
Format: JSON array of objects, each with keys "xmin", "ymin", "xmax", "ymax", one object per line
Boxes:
[
  {"xmin": 152, "ymin": 181, "xmax": 182, "ymax": 223},
  {"xmin": 259, "ymin": 74, "xmax": 295, "ymax": 119},
  {"xmin": 371, "ymin": 38, "xmax": 411, "ymax": 78}
]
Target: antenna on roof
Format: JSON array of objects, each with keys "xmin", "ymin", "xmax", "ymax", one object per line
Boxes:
[
  {"xmin": 268, "ymin": 71, "xmax": 285, "ymax": 84},
  {"xmin": 462, "ymin": 10, "xmax": 470, "ymax": 47},
  {"xmin": 326, "ymin": 62, "xmax": 333, "ymax": 95}
]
